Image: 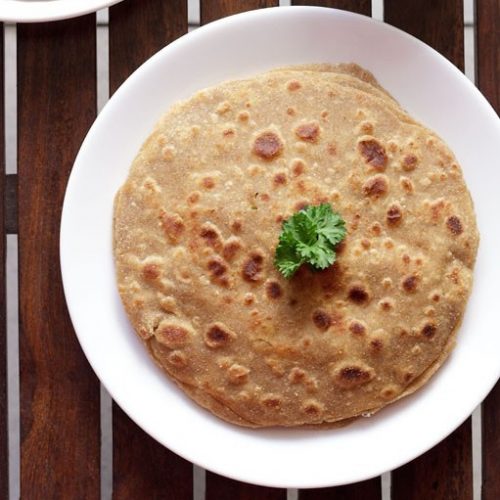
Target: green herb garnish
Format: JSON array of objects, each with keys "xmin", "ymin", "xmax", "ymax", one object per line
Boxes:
[{"xmin": 274, "ymin": 203, "xmax": 346, "ymax": 279}]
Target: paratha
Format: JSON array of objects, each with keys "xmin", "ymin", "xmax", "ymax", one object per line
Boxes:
[{"xmin": 113, "ymin": 64, "xmax": 478, "ymax": 427}]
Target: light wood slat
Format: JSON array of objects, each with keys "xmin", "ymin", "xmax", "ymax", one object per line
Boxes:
[
  {"xmin": 201, "ymin": 0, "xmax": 286, "ymax": 497},
  {"xmin": 206, "ymin": 473, "xmax": 286, "ymax": 500},
  {"xmin": 299, "ymin": 479, "xmax": 381, "ymax": 500},
  {"xmin": 109, "ymin": 1, "xmax": 192, "ymax": 498},
  {"xmin": 201, "ymin": 0, "xmax": 278, "ymax": 24},
  {"xmin": 17, "ymin": 17, "xmax": 100, "ymax": 498},
  {"xmin": 291, "ymin": 0, "xmax": 371, "ymax": 14},
  {"xmin": 0, "ymin": 23, "xmax": 7, "ymax": 500},
  {"xmin": 6, "ymin": 174, "xmax": 17, "ymax": 234},
  {"xmin": 383, "ymin": 3, "xmax": 471, "ymax": 495},
  {"xmin": 476, "ymin": 4, "xmax": 500, "ymax": 498}
]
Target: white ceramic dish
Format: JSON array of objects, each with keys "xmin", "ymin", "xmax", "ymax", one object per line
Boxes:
[
  {"xmin": 60, "ymin": 7, "xmax": 500, "ymax": 488},
  {"xmin": 0, "ymin": 0, "xmax": 123, "ymax": 23}
]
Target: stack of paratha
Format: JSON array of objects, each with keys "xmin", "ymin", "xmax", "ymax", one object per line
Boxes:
[{"xmin": 113, "ymin": 64, "xmax": 478, "ymax": 427}]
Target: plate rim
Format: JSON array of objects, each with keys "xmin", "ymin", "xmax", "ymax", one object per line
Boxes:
[
  {"xmin": 60, "ymin": 5, "xmax": 500, "ymax": 488},
  {"xmin": 0, "ymin": 0, "xmax": 123, "ymax": 23}
]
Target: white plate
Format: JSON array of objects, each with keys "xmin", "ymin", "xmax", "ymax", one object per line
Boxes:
[
  {"xmin": 0, "ymin": 0, "xmax": 123, "ymax": 23},
  {"xmin": 60, "ymin": 7, "xmax": 500, "ymax": 488}
]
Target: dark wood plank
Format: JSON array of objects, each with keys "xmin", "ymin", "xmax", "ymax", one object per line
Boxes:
[
  {"xmin": 291, "ymin": 0, "xmax": 371, "ymax": 15},
  {"xmin": 385, "ymin": 1, "xmax": 472, "ymax": 498},
  {"xmin": 201, "ymin": 0, "xmax": 278, "ymax": 24},
  {"xmin": 476, "ymin": 0, "xmax": 500, "ymax": 113},
  {"xmin": 17, "ymin": 17, "xmax": 100, "ymax": 499},
  {"xmin": 109, "ymin": 2, "xmax": 192, "ymax": 498},
  {"xmin": 206, "ymin": 473, "xmax": 286, "ymax": 500},
  {"xmin": 392, "ymin": 420, "xmax": 472, "ymax": 500},
  {"xmin": 385, "ymin": 0, "xmax": 464, "ymax": 72},
  {"xmin": 476, "ymin": 3, "xmax": 499, "ymax": 498},
  {"xmin": 299, "ymin": 479, "xmax": 381, "ymax": 500},
  {"xmin": 482, "ymin": 383, "xmax": 500, "ymax": 500},
  {"xmin": 477, "ymin": 11, "xmax": 500, "ymax": 500},
  {"xmin": 0, "ymin": 23, "xmax": 7, "ymax": 500},
  {"xmin": 200, "ymin": 1, "xmax": 288, "ymax": 496}
]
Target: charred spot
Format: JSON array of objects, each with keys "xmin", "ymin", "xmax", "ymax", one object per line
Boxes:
[
  {"xmin": 253, "ymin": 131, "xmax": 283, "ymax": 160},
  {"xmin": 421, "ymin": 323, "xmax": 437, "ymax": 339},
  {"xmin": 303, "ymin": 401, "xmax": 322, "ymax": 415},
  {"xmin": 348, "ymin": 283, "xmax": 370, "ymax": 304},
  {"xmin": 402, "ymin": 154, "xmax": 418, "ymax": 171},
  {"xmin": 289, "ymin": 367, "xmax": 306, "ymax": 383},
  {"xmin": 156, "ymin": 324, "xmax": 189, "ymax": 348},
  {"xmin": 358, "ymin": 139, "xmax": 387, "ymax": 170},
  {"xmin": 387, "ymin": 204, "xmax": 403, "ymax": 225},
  {"xmin": 223, "ymin": 128, "xmax": 235, "ymax": 137},
  {"xmin": 327, "ymin": 143, "xmax": 337, "ymax": 156},
  {"xmin": 400, "ymin": 176, "xmax": 414, "ymax": 194},
  {"xmin": 312, "ymin": 309, "xmax": 332, "ymax": 331},
  {"xmin": 167, "ymin": 351, "xmax": 188, "ymax": 368},
  {"xmin": 262, "ymin": 395, "xmax": 282, "ymax": 409},
  {"xmin": 362, "ymin": 175, "xmax": 389, "ymax": 198},
  {"xmin": 202, "ymin": 177, "xmax": 215, "ymax": 189},
  {"xmin": 273, "ymin": 172, "xmax": 287, "ymax": 186},
  {"xmin": 379, "ymin": 298, "xmax": 393, "ymax": 311},
  {"xmin": 159, "ymin": 210, "xmax": 185, "ymax": 241},
  {"xmin": 294, "ymin": 201, "xmax": 309, "ymax": 211},
  {"xmin": 295, "ymin": 122, "xmax": 320, "ymax": 143},
  {"xmin": 402, "ymin": 274, "xmax": 419, "ymax": 293},
  {"xmin": 370, "ymin": 339, "xmax": 384, "ymax": 352},
  {"xmin": 287, "ymin": 80, "xmax": 302, "ymax": 91},
  {"xmin": 349, "ymin": 320, "xmax": 366, "ymax": 336},
  {"xmin": 207, "ymin": 258, "xmax": 227, "ymax": 277},
  {"xmin": 231, "ymin": 220, "xmax": 242, "ymax": 233},
  {"xmin": 222, "ymin": 237, "xmax": 242, "ymax": 261},
  {"xmin": 446, "ymin": 216, "xmax": 463, "ymax": 235},
  {"xmin": 291, "ymin": 159, "xmax": 306, "ymax": 176},
  {"xmin": 142, "ymin": 263, "xmax": 160, "ymax": 280},
  {"xmin": 242, "ymin": 252, "xmax": 264, "ymax": 282},
  {"xmin": 266, "ymin": 281, "xmax": 283, "ymax": 299},
  {"xmin": 200, "ymin": 226, "xmax": 220, "ymax": 244},
  {"xmin": 336, "ymin": 365, "xmax": 374, "ymax": 388},
  {"xmin": 204, "ymin": 323, "xmax": 235, "ymax": 348}
]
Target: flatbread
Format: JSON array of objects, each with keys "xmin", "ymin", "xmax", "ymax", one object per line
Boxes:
[{"xmin": 113, "ymin": 65, "xmax": 478, "ymax": 427}]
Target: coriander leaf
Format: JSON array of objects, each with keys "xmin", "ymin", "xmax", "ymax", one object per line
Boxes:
[{"xmin": 274, "ymin": 203, "xmax": 346, "ymax": 279}]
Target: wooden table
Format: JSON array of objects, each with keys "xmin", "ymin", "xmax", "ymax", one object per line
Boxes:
[{"xmin": 0, "ymin": 0, "xmax": 498, "ymax": 498}]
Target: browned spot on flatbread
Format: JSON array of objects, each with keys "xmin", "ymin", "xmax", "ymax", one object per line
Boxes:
[
  {"xmin": 204, "ymin": 323, "xmax": 236, "ymax": 348},
  {"xmin": 362, "ymin": 175, "xmax": 389, "ymax": 198},
  {"xmin": 295, "ymin": 122, "xmax": 320, "ymax": 143},
  {"xmin": 446, "ymin": 215, "xmax": 463, "ymax": 235},
  {"xmin": 253, "ymin": 131, "xmax": 283, "ymax": 160},
  {"xmin": 358, "ymin": 139, "xmax": 387, "ymax": 170}
]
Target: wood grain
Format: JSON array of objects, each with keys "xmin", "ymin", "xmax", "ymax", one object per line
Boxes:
[
  {"xmin": 201, "ymin": 1, "xmax": 287, "ymax": 498},
  {"xmin": 109, "ymin": 2, "xmax": 192, "ymax": 498},
  {"xmin": 299, "ymin": 479, "xmax": 381, "ymax": 500},
  {"xmin": 291, "ymin": 0, "xmax": 371, "ymax": 15},
  {"xmin": 392, "ymin": 420, "xmax": 472, "ymax": 500},
  {"xmin": 0, "ymin": 24, "xmax": 7, "ymax": 500},
  {"xmin": 477, "ymin": 8, "xmax": 500, "ymax": 496},
  {"xmin": 476, "ymin": 0, "xmax": 500, "ymax": 112},
  {"xmin": 385, "ymin": 0, "xmax": 464, "ymax": 72},
  {"xmin": 385, "ymin": 1, "xmax": 472, "ymax": 496},
  {"xmin": 206, "ymin": 474, "xmax": 286, "ymax": 500},
  {"xmin": 17, "ymin": 17, "xmax": 100, "ymax": 498},
  {"xmin": 201, "ymin": 0, "xmax": 278, "ymax": 24}
]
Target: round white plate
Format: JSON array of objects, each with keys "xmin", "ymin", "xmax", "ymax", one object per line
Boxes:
[
  {"xmin": 61, "ymin": 7, "xmax": 500, "ymax": 488},
  {"xmin": 0, "ymin": 0, "xmax": 123, "ymax": 23}
]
